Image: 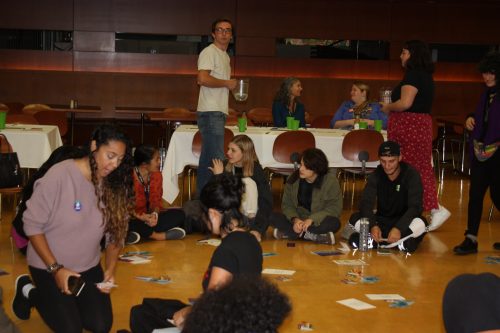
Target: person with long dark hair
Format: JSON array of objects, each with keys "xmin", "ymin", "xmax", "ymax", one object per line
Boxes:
[
  {"xmin": 125, "ymin": 144, "xmax": 185, "ymax": 244},
  {"xmin": 453, "ymin": 51, "xmax": 500, "ymax": 254},
  {"xmin": 129, "ymin": 174, "xmax": 262, "ymax": 333},
  {"xmin": 381, "ymin": 40, "xmax": 450, "ymax": 231},
  {"xmin": 272, "ymin": 77, "xmax": 306, "ymax": 128},
  {"xmin": 12, "ymin": 124, "xmax": 135, "ymax": 333}
]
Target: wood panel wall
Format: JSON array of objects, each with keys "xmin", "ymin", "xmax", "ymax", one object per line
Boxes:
[{"xmin": 0, "ymin": 0, "xmax": 498, "ymax": 142}]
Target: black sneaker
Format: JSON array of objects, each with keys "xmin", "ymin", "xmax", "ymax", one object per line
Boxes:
[
  {"xmin": 125, "ymin": 231, "xmax": 141, "ymax": 245},
  {"xmin": 453, "ymin": 237, "xmax": 478, "ymax": 255},
  {"xmin": 348, "ymin": 233, "xmax": 376, "ymax": 249},
  {"xmin": 493, "ymin": 242, "xmax": 500, "ymax": 251},
  {"xmin": 165, "ymin": 227, "xmax": 186, "ymax": 240},
  {"xmin": 12, "ymin": 274, "xmax": 32, "ymax": 320},
  {"xmin": 398, "ymin": 238, "xmax": 418, "ymax": 253}
]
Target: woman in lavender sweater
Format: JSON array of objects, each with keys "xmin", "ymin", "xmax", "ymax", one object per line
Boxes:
[{"xmin": 12, "ymin": 124, "xmax": 135, "ymax": 333}]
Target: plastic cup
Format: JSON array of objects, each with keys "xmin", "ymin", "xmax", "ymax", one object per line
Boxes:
[
  {"xmin": 237, "ymin": 117, "xmax": 247, "ymax": 132},
  {"xmin": 0, "ymin": 111, "xmax": 6, "ymax": 129},
  {"xmin": 286, "ymin": 116, "xmax": 294, "ymax": 129},
  {"xmin": 292, "ymin": 119, "xmax": 300, "ymax": 130},
  {"xmin": 374, "ymin": 119, "xmax": 382, "ymax": 132},
  {"xmin": 358, "ymin": 121, "xmax": 368, "ymax": 129}
]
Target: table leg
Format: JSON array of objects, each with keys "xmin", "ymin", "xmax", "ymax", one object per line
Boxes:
[{"xmin": 140, "ymin": 113, "xmax": 144, "ymax": 144}]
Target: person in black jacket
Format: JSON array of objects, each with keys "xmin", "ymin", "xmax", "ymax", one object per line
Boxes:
[
  {"xmin": 345, "ymin": 141, "xmax": 427, "ymax": 252},
  {"xmin": 210, "ymin": 134, "xmax": 272, "ymax": 241}
]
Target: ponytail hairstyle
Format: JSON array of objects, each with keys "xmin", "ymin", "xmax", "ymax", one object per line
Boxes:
[
  {"xmin": 200, "ymin": 173, "xmax": 247, "ymax": 233},
  {"xmin": 88, "ymin": 123, "xmax": 135, "ymax": 244}
]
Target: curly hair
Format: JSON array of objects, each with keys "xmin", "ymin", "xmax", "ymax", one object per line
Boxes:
[
  {"xmin": 88, "ymin": 124, "xmax": 135, "ymax": 244},
  {"xmin": 478, "ymin": 51, "xmax": 500, "ymax": 78},
  {"xmin": 182, "ymin": 276, "xmax": 292, "ymax": 333},
  {"xmin": 273, "ymin": 77, "xmax": 301, "ymax": 106},
  {"xmin": 403, "ymin": 40, "xmax": 434, "ymax": 73},
  {"xmin": 200, "ymin": 173, "xmax": 247, "ymax": 233},
  {"xmin": 224, "ymin": 135, "xmax": 259, "ymax": 177}
]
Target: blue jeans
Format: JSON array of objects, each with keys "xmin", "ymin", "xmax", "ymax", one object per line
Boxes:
[{"xmin": 196, "ymin": 111, "xmax": 226, "ymax": 195}]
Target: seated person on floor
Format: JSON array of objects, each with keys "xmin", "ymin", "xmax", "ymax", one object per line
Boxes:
[
  {"xmin": 126, "ymin": 144, "xmax": 185, "ymax": 245},
  {"xmin": 270, "ymin": 148, "xmax": 342, "ymax": 245},
  {"xmin": 11, "ymin": 146, "xmax": 87, "ymax": 255},
  {"xmin": 181, "ymin": 276, "xmax": 291, "ymax": 333},
  {"xmin": 210, "ymin": 134, "xmax": 272, "ymax": 241},
  {"xmin": 129, "ymin": 174, "xmax": 263, "ymax": 333},
  {"xmin": 343, "ymin": 141, "xmax": 427, "ymax": 252}
]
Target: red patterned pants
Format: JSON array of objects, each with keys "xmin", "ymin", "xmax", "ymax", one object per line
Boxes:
[{"xmin": 388, "ymin": 112, "xmax": 438, "ymax": 211}]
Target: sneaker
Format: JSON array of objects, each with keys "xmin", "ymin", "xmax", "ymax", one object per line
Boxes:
[
  {"xmin": 340, "ymin": 223, "xmax": 357, "ymax": 240},
  {"xmin": 125, "ymin": 231, "xmax": 141, "ymax": 245},
  {"xmin": 453, "ymin": 237, "xmax": 478, "ymax": 255},
  {"xmin": 428, "ymin": 205, "xmax": 451, "ymax": 231},
  {"xmin": 165, "ymin": 227, "xmax": 186, "ymax": 240},
  {"xmin": 273, "ymin": 228, "xmax": 288, "ymax": 240},
  {"xmin": 315, "ymin": 232, "xmax": 335, "ymax": 245},
  {"xmin": 12, "ymin": 274, "xmax": 32, "ymax": 320},
  {"xmin": 397, "ymin": 238, "xmax": 418, "ymax": 253},
  {"xmin": 348, "ymin": 233, "xmax": 376, "ymax": 249},
  {"xmin": 494, "ymin": 242, "xmax": 500, "ymax": 251}
]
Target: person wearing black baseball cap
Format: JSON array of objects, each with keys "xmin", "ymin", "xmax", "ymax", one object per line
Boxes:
[{"xmin": 344, "ymin": 141, "xmax": 428, "ymax": 252}]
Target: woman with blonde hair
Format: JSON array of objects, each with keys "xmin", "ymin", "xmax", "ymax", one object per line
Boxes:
[
  {"xmin": 330, "ymin": 81, "xmax": 387, "ymax": 129},
  {"xmin": 210, "ymin": 134, "xmax": 272, "ymax": 241}
]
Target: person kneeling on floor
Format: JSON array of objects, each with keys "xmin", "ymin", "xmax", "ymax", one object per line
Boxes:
[{"xmin": 343, "ymin": 141, "xmax": 427, "ymax": 252}]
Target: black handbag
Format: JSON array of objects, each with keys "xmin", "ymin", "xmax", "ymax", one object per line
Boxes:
[{"xmin": 0, "ymin": 134, "xmax": 23, "ymax": 188}]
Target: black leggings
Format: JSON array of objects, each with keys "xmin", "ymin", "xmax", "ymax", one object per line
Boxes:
[
  {"xmin": 29, "ymin": 264, "xmax": 112, "ymax": 333},
  {"xmin": 467, "ymin": 150, "xmax": 500, "ymax": 236},
  {"xmin": 129, "ymin": 208, "xmax": 185, "ymax": 239},
  {"xmin": 270, "ymin": 212, "xmax": 340, "ymax": 239}
]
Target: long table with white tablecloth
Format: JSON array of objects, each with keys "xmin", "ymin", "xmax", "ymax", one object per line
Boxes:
[
  {"xmin": 162, "ymin": 125, "xmax": 386, "ymax": 203},
  {"xmin": 1, "ymin": 124, "xmax": 63, "ymax": 168}
]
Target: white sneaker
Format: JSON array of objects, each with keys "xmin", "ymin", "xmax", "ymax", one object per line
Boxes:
[{"xmin": 428, "ymin": 205, "xmax": 451, "ymax": 231}]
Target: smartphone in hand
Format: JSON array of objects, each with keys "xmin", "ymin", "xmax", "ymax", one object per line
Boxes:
[{"xmin": 68, "ymin": 276, "xmax": 85, "ymax": 296}]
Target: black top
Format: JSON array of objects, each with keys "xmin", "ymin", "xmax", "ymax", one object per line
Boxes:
[
  {"xmin": 391, "ymin": 69, "xmax": 434, "ymax": 114},
  {"xmin": 202, "ymin": 231, "xmax": 262, "ymax": 291},
  {"xmin": 298, "ymin": 178, "xmax": 314, "ymax": 212},
  {"xmin": 359, "ymin": 162, "xmax": 423, "ymax": 232}
]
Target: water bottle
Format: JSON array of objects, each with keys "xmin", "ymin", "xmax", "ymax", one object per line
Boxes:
[{"xmin": 359, "ymin": 218, "xmax": 370, "ymax": 251}]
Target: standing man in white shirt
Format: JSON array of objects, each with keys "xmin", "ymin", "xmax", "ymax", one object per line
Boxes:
[{"xmin": 196, "ymin": 18, "xmax": 237, "ymax": 195}]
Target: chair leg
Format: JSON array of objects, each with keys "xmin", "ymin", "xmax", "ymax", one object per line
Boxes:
[{"xmin": 187, "ymin": 169, "xmax": 192, "ymax": 201}]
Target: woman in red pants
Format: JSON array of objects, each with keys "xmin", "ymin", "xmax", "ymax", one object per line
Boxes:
[{"xmin": 381, "ymin": 40, "xmax": 450, "ymax": 231}]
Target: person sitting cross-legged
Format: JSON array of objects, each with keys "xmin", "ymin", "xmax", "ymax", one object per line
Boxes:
[
  {"xmin": 270, "ymin": 148, "xmax": 342, "ymax": 245},
  {"xmin": 343, "ymin": 141, "xmax": 427, "ymax": 253}
]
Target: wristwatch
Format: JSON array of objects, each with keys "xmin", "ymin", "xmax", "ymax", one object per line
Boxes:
[{"xmin": 46, "ymin": 262, "xmax": 64, "ymax": 274}]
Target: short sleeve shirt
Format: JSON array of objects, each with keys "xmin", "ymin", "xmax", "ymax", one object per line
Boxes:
[
  {"xmin": 202, "ymin": 231, "xmax": 262, "ymax": 290},
  {"xmin": 197, "ymin": 43, "xmax": 231, "ymax": 114},
  {"xmin": 391, "ymin": 69, "xmax": 434, "ymax": 114}
]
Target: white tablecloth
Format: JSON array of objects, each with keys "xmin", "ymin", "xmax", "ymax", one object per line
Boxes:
[
  {"xmin": 162, "ymin": 125, "xmax": 385, "ymax": 203},
  {"xmin": 1, "ymin": 124, "xmax": 63, "ymax": 168}
]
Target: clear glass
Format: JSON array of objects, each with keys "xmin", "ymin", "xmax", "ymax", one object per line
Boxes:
[
  {"xmin": 232, "ymin": 79, "xmax": 249, "ymax": 101},
  {"xmin": 359, "ymin": 218, "xmax": 370, "ymax": 252},
  {"xmin": 379, "ymin": 87, "xmax": 392, "ymax": 104}
]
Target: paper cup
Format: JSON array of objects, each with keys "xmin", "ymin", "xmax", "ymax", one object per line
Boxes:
[{"xmin": 374, "ymin": 120, "xmax": 383, "ymax": 131}]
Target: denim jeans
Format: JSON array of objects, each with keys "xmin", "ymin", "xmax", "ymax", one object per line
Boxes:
[{"xmin": 196, "ymin": 111, "xmax": 226, "ymax": 195}]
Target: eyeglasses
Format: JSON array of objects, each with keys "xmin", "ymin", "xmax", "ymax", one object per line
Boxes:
[{"xmin": 214, "ymin": 27, "xmax": 232, "ymax": 34}]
